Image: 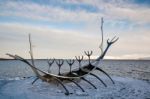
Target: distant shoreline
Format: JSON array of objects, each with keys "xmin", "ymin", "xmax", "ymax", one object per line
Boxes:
[{"xmin": 0, "ymin": 58, "xmax": 149, "ymax": 61}]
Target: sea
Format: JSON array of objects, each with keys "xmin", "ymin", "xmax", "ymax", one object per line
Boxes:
[{"xmin": 0, "ymin": 59, "xmax": 150, "ymax": 80}]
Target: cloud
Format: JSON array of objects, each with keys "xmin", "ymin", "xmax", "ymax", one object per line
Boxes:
[
  {"xmin": 1, "ymin": 0, "xmax": 150, "ymax": 25},
  {"xmin": 0, "ymin": 22, "xmax": 101, "ymax": 58},
  {"xmin": 1, "ymin": 22, "xmax": 150, "ymax": 59},
  {"xmin": 105, "ymin": 53, "xmax": 150, "ymax": 59},
  {"xmin": 0, "ymin": 1, "xmax": 100, "ymax": 23},
  {"xmin": 0, "ymin": 0, "xmax": 150, "ymax": 59},
  {"xmin": 58, "ymin": 0, "xmax": 150, "ymax": 24}
]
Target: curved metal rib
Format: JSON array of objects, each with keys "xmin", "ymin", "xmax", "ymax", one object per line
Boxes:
[
  {"xmin": 96, "ymin": 67, "xmax": 115, "ymax": 84},
  {"xmin": 90, "ymin": 73, "xmax": 107, "ymax": 87},
  {"xmin": 81, "ymin": 77, "xmax": 97, "ymax": 89},
  {"xmin": 67, "ymin": 79, "xmax": 85, "ymax": 92},
  {"xmin": 32, "ymin": 77, "xmax": 39, "ymax": 85},
  {"xmin": 54, "ymin": 77, "xmax": 70, "ymax": 95}
]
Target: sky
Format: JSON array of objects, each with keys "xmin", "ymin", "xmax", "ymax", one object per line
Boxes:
[{"xmin": 0, "ymin": 0, "xmax": 150, "ymax": 59}]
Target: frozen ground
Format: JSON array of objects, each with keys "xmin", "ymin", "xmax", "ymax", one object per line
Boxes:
[
  {"xmin": 0, "ymin": 60, "xmax": 150, "ymax": 99},
  {"xmin": 0, "ymin": 76, "xmax": 150, "ymax": 99}
]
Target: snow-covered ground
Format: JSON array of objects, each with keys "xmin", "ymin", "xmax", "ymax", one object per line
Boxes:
[
  {"xmin": 0, "ymin": 76, "xmax": 150, "ymax": 99},
  {"xmin": 0, "ymin": 60, "xmax": 150, "ymax": 99}
]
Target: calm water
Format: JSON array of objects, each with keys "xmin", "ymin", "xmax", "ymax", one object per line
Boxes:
[{"xmin": 0, "ymin": 60, "xmax": 150, "ymax": 80}]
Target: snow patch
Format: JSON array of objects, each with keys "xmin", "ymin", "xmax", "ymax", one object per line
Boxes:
[{"xmin": 0, "ymin": 76, "xmax": 150, "ymax": 99}]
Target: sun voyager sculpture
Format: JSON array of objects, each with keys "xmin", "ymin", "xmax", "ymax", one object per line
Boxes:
[{"xmin": 7, "ymin": 18, "xmax": 119, "ymax": 95}]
